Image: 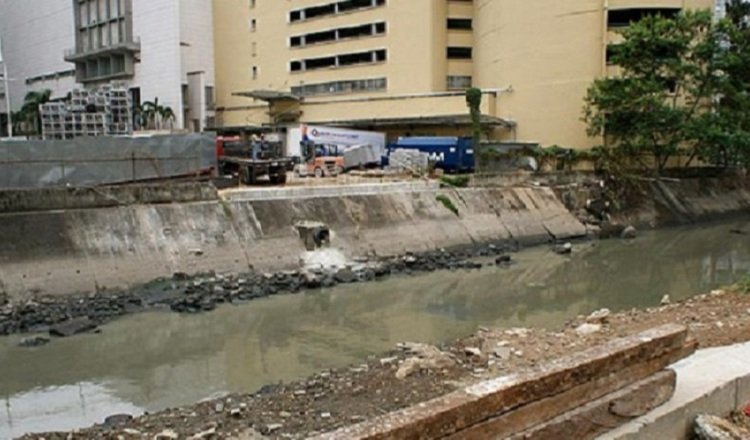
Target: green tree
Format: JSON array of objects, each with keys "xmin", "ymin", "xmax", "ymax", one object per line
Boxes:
[
  {"xmin": 18, "ymin": 89, "xmax": 51, "ymax": 135},
  {"xmin": 465, "ymin": 87, "xmax": 482, "ymax": 146},
  {"xmin": 689, "ymin": 0, "xmax": 750, "ymax": 168},
  {"xmin": 583, "ymin": 11, "xmax": 719, "ymax": 172}
]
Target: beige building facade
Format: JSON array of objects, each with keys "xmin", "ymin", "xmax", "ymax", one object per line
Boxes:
[{"xmin": 213, "ymin": 0, "xmax": 715, "ymax": 148}]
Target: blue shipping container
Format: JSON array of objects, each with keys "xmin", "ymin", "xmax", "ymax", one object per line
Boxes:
[{"xmin": 387, "ymin": 137, "xmax": 474, "ymax": 172}]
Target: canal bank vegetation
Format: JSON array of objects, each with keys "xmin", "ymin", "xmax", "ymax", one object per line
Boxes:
[{"xmin": 584, "ymin": 1, "xmax": 750, "ymax": 174}]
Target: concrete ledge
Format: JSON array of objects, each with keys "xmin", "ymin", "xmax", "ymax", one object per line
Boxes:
[
  {"xmin": 220, "ymin": 181, "xmax": 440, "ymax": 201},
  {"xmin": 0, "ymin": 182, "xmax": 218, "ymax": 213},
  {"xmin": 599, "ymin": 341, "xmax": 750, "ymax": 440}
]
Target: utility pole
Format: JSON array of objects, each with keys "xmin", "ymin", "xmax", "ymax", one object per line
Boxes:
[{"xmin": 0, "ymin": 35, "xmax": 12, "ymax": 138}]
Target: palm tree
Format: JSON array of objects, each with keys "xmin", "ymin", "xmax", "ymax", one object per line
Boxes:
[
  {"xmin": 19, "ymin": 89, "xmax": 51, "ymax": 135},
  {"xmin": 139, "ymin": 97, "xmax": 176, "ymax": 130}
]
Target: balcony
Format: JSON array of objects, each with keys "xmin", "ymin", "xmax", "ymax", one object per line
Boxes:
[{"xmin": 64, "ymin": 38, "xmax": 141, "ymax": 62}]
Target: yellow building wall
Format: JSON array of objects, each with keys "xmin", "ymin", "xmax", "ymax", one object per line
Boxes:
[{"xmin": 215, "ymin": 0, "xmax": 716, "ymax": 147}]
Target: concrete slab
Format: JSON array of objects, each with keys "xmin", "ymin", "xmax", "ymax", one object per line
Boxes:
[
  {"xmin": 221, "ymin": 181, "xmax": 440, "ymax": 201},
  {"xmin": 599, "ymin": 341, "xmax": 750, "ymax": 440}
]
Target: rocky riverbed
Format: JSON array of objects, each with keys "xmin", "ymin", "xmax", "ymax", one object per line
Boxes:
[
  {"xmin": 15, "ymin": 288, "xmax": 750, "ymax": 440},
  {"xmin": 0, "ymin": 243, "xmax": 521, "ymax": 339}
]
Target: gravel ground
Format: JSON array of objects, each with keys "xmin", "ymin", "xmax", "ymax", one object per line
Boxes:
[{"xmin": 17, "ymin": 288, "xmax": 750, "ymax": 440}]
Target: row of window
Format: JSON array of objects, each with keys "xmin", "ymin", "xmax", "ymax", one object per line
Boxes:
[
  {"xmin": 286, "ymin": 75, "xmax": 470, "ymax": 97},
  {"xmin": 291, "ymin": 22, "xmax": 386, "ymax": 48},
  {"xmin": 290, "ymin": 49, "xmax": 387, "ymax": 72},
  {"xmin": 290, "ymin": 0, "xmax": 386, "ymax": 23},
  {"xmin": 291, "ymin": 77, "xmax": 387, "ymax": 96}
]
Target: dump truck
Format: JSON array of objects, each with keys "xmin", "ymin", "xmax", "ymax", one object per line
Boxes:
[{"xmin": 216, "ymin": 136, "xmax": 292, "ymax": 185}]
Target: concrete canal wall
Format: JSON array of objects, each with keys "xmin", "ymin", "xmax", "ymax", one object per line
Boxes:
[
  {"xmin": 1, "ymin": 174, "xmax": 748, "ymax": 301},
  {"xmin": 0, "ymin": 184, "xmax": 586, "ymax": 301}
]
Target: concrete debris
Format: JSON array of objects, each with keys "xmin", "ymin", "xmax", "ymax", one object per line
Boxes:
[
  {"xmin": 694, "ymin": 414, "xmax": 750, "ymax": 440},
  {"xmin": 586, "ymin": 308, "xmax": 611, "ymax": 324},
  {"xmin": 493, "ymin": 346, "xmax": 512, "ymax": 360},
  {"xmin": 661, "ymin": 294, "xmax": 672, "ymax": 306},
  {"xmin": 154, "ymin": 429, "xmax": 179, "ymax": 440},
  {"xmin": 188, "ymin": 426, "xmax": 217, "ymax": 440},
  {"xmin": 575, "ymin": 323, "xmax": 602, "ymax": 335},
  {"xmin": 464, "ymin": 347, "xmax": 482, "ymax": 357},
  {"xmin": 711, "ymin": 289, "xmax": 727, "ymax": 297},
  {"xmin": 122, "ymin": 428, "xmax": 142, "ymax": 435},
  {"xmin": 260, "ymin": 423, "xmax": 283, "ymax": 435},
  {"xmin": 379, "ymin": 356, "xmax": 399, "ymax": 366},
  {"xmin": 505, "ymin": 328, "xmax": 530, "ymax": 338},
  {"xmin": 395, "ymin": 342, "xmax": 455, "ymax": 379}
]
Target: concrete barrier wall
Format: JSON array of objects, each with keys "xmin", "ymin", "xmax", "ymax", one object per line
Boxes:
[{"xmin": 0, "ymin": 186, "xmax": 586, "ymax": 300}]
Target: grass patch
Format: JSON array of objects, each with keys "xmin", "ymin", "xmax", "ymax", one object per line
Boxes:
[
  {"xmin": 734, "ymin": 274, "xmax": 750, "ymax": 294},
  {"xmin": 440, "ymin": 175, "xmax": 471, "ymax": 188},
  {"xmin": 436, "ymin": 194, "xmax": 459, "ymax": 216}
]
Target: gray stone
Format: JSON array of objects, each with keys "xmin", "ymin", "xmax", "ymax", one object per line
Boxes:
[
  {"xmin": 553, "ymin": 243, "xmax": 573, "ymax": 255},
  {"xmin": 621, "ymin": 226, "xmax": 638, "ymax": 240},
  {"xmin": 103, "ymin": 413, "xmax": 133, "ymax": 427},
  {"xmin": 586, "ymin": 308, "xmax": 611, "ymax": 324},
  {"xmin": 493, "ymin": 346, "xmax": 512, "ymax": 360},
  {"xmin": 465, "ymin": 347, "xmax": 482, "ymax": 357},
  {"xmin": 18, "ymin": 336, "xmax": 50, "ymax": 347},
  {"xmin": 154, "ymin": 429, "xmax": 179, "ymax": 440},
  {"xmin": 334, "ymin": 268, "xmax": 358, "ymax": 284},
  {"xmin": 49, "ymin": 317, "xmax": 98, "ymax": 337}
]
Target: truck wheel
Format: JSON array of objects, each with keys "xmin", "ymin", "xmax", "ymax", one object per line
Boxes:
[{"xmin": 314, "ymin": 167, "xmax": 324, "ymax": 178}]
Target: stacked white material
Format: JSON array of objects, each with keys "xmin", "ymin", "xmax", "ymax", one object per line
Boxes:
[
  {"xmin": 388, "ymin": 149, "xmax": 430, "ymax": 173},
  {"xmin": 40, "ymin": 85, "xmax": 133, "ymax": 139}
]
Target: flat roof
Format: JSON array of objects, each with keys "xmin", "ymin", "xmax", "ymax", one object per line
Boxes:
[{"xmin": 307, "ymin": 114, "xmax": 516, "ymax": 129}]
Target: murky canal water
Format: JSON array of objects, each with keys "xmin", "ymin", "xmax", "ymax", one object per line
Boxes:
[{"xmin": 1, "ymin": 220, "xmax": 749, "ymax": 437}]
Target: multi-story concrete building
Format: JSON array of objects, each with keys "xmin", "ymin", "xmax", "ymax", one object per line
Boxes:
[
  {"xmin": 0, "ymin": 0, "xmax": 215, "ymax": 134},
  {"xmin": 213, "ymin": 0, "xmax": 716, "ymax": 148}
]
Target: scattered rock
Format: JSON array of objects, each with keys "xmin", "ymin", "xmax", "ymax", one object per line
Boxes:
[
  {"xmin": 103, "ymin": 414, "xmax": 133, "ymax": 427},
  {"xmin": 694, "ymin": 414, "xmax": 750, "ymax": 440},
  {"xmin": 122, "ymin": 428, "xmax": 142, "ymax": 435},
  {"xmin": 621, "ymin": 226, "xmax": 638, "ymax": 240},
  {"xmin": 711, "ymin": 289, "xmax": 726, "ymax": 297},
  {"xmin": 586, "ymin": 308, "xmax": 611, "ymax": 324},
  {"xmin": 214, "ymin": 402, "xmax": 224, "ymax": 413},
  {"xmin": 379, "ymin": 356, "xmax": 398, "ymax": 366},
  {"xmin": 661, "ymin": 295, "xmax": 672, "ymax": 306},
  {"xmin": 230, "ymin": 408, "xmax": 242, "ymax": 418},
  {"xmin": 154, "ymin": 429, "xmax": 179, "ymax": 440},
  {"xmin": 575, "ymin": 323, "xmax": 602, "ymax": 335},
  {"xmin": 188, "ymin": 426, "xmax": 217, "ymax": 440},
  {"xmin": 260, "ymin": 424, "xmax": 283, "ymax": 435},
  {"xmin": 505, "ymin": 328, "xmax": 530, "ymax": 338},
  {"xmin": 395, "ymin": 342, "xmax": 455, "ymax": 379},
  {"xmin": 321, "ymin": 412, "xmax": 331, "ymax": 419},
  {"xmin": 18, "ymin": 336, "xmax": 50, "ymax": 347},
  {"xmin": 493, "ymin": 346, "xmax": 512, "ymax": 360},
  {"xmin": 49, "ymin": 317, "xmax": 98, "ymax": 337},
  {"xmin": 334, "ymin": 268, "xmax": 359, "ymax": 284},
  {"xmin": 189, "ymin": 248, "xmax": 204, "ymax": 256},
  {"xmin": 495, "ymin": 255, "xmax": 512, "ymax": 265},
  {"xmin": 553, "ymin": 243, "xmax": 573, "ymax": 255},
  {"xmin": 464, "ymin": 347, "xmax": 482, "ymax": 357}
]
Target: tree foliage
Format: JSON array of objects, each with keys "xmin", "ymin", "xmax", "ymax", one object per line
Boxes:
[
  {"xmin": 17, "ymin": 89, "xmax": 51, "ymax": 135},
  {"xmin": 138, "ymin": 97, "xmax": 176, "ymax": 130},
  {"xmin": 465, "ymin": 87, "xmax": 482, "ymax": 146},
  {"xmin": 583, "ymin": 6, "xmax": 750, "ymax": 171}
]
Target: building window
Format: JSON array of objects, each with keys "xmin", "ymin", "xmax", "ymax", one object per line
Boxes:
[
  {"xmin": 290, "ymin": 22, "xmax": 386, "ymax": 48},
  {"xmin": 205, "ymin": 86, "xmax": 215, "ymax": 110},
  {"xmin": 447, "ymin": 47, "xmax": 472, "ymax": 59},
  {"xmin": 291, "ymin": 77, "xmax": 387, "ymax": 97},
  {"xmin": 289, "ymin": 0, "xmax": 386, "ymax": 23},
  {"xmin": 252, "ymin": 42, "xmax": 257, "ymax": 56},
  {"xmin": 447, "ymin": 18, "xmax": 472, "ymax": 30},
  {"xmin": 608, "ymin": 8, "xmax": 681, "ymax": 27},
  {"xmin": 249, "ymin": 18, "xmax": 257, "ymax": 32},
  {"xmin": 249, "ymin": 0, "xmax": 256, "ymax": 8},
  {"xmin": 252, "ymin": 66, "xmax": 258, "ymax": 79},
  {"xmin": 447, "ymin": 75, "xmax": 472, "ymax": 90},
  {"xmin": 290, "ymin": 49, "xmax": 386, "ymax": 72}
]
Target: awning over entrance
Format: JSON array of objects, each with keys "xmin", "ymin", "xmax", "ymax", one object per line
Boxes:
[
  {"xmin": 307, "ymin": 114, "xmax": 516, "ymax": 130},
  {"xmin": 232, "ymin": 90, "xmax": 301, "ymax": 102}
]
